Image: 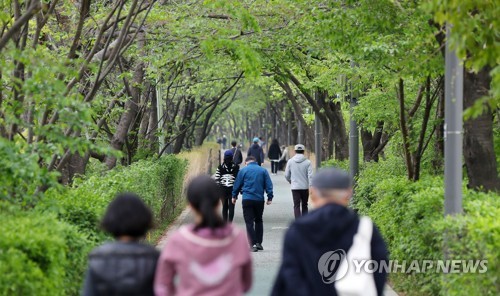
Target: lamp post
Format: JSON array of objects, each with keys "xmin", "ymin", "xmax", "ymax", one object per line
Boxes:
[
  {"xmin": 314, "ymin": 90, "xmax": 322, "ymax": 171},
  {"xmin": 444, "ymin": 25, "xmax": 463, "ymax": 216},
  {"xmin": 348, "ymin": 61, "xmax": 359, "ymax": 180},
  {"xmin": 156, "ymin": 80, "xmax": 165, "ymax": 155}
]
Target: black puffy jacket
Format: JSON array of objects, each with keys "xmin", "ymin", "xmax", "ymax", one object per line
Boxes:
[{"xmin": 82, "ymin": 242, "xmax": 159, "ymax": 296}]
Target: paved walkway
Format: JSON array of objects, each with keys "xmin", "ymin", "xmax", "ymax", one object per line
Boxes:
[{"xmin": 157, "ymin": 162, "xmax": 398, "ymax": 295}]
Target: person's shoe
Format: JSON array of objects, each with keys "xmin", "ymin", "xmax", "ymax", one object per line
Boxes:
[
  {"xmin": 251, "ymin": 245, "xmax": 259, "ymax": 252},
  {"xmin": 255, "ymin": 243, "xmax": 264, "ymax": 251}
]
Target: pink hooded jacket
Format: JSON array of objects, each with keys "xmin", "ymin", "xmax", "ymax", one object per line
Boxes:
[{"xmin": 154, "ymin": 224, "xmax": 252, "ymax": 296}]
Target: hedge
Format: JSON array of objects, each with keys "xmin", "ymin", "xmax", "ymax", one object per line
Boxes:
[
  {"xmin": 0, "ymin": 205, "xmax": 91, "ymax": 296},
  {"xmin": 1, "ymin": 155, "xmax": 187, "ymax": 295},
  {"xmin": 39, "ymin": 155, "xmax": 187, "ymax": 242},
  {"xmin": 352, "ymin": 161, "xmax": 500, "ymax": 295}
]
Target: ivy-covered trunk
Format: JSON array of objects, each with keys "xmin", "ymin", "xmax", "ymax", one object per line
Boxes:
[{"xmin": 463, "ymin": 68, "xmax": 500, "ymax": 192}]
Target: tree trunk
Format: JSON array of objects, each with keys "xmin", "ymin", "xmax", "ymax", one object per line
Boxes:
[
  {"xmin": 361, "ymin": 121, "xmax": 385, "ymax": 162},
  {"xmin": 433, "ymin": 79, "xmax": 445, "ymax": 171},
  {"xmin": 463, "ymin": 68, "xmax": 500, "ymax": 191},
  {"xmin": 329, "ymin": 100, "xmax": 349, "ymax": 160},
  {"xmin": 398, "ymin": 78, "xmax": 415, "ymax": 180},
  {"xmin": 138, "ymin": 86, "xmax": 152, "ymax": 148},
  {"xmin": 60, "ymin": 153, "xmax": 90, "ymax": 185},
  {"xmin": 195, "ymin": 98, "xmax": 218, "ymax": 146},
  {"xmin": 105, "ymin": 33, "xmax": 145, "ymax": 169},
  {"xmin": 147, "ymin": 88, "xmax": 158, "ymax": 152},
  {"xmin": 173, "ymin": 96, "xmax": 196, "ymax": 153}
]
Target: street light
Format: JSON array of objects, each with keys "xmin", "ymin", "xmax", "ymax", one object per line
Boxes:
[
  {"xmin": 314, "ymin": 90, "xmax": 322, "ymax": 171},
  {"xmin": 348, "ymin": 61, "xmax": 359, "ymax": 181},
  {"xmin": 444, "ymin": 25, "xmax": 463, "ymax": 216}
]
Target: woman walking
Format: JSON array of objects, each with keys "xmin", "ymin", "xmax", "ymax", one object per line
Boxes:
[
  {"xmin": 268, "ymin": 139, "xmax": 282, "ymax": 175},
  {"xmin": 214, "ymin": 150, "xmax": 239, "ymax": 222},
  {"xmin": 83, "ymin": 193, "xmax": 159, "ymax": 296},
  {"xmin": 155, "ymin": 176, "xmax": 253, "ymax": 296}
]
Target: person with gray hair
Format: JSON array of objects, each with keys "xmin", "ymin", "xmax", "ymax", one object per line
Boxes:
[{"xmin": 272, "ymin": 167, "xmax": 388, "ymax": 296}]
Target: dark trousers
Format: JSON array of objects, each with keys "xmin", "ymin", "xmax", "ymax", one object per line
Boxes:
[
  {"xmin": 221, "ymin": 190, "xmax": 235, "ymax": 222},
  {"xmin": 279, "ymin": 159, "xmax": 287, "ymax": 171},
  {"xmin": 242, "ymin": 199, "xmax": 265, "ymax": 245},
  {"xmin": 292, "ymin": 190, "xmax": 309, "ymax": 218},
  {"xmin": 271, "ymin": 161, "xmax": 279, "ymax": 174}
]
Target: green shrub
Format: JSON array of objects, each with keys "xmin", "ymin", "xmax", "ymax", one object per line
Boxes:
[
  {"xmin": 0, "ymin": 205, "xmax": 91, "ymax": 296},
  {"xmin": 353, "ymin": 173, "xmax": 500, "ymax": 295},
  {"xmin": 0, "ymin": 138, "xmax": 59, "ymax": 205},
  {"xmin": 437, "ymin": 192, "xmax": 500, "ymax": 295},
  {"xmin": 3, "ymin": 154, "xmax": 188, "ymax": 295},
  {"xmin": 39, "ymin": 155, "xmax": 187, "ymax": 242}
]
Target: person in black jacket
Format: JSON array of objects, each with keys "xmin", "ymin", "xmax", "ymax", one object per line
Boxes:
[
  {"xmin": 230, "ymin": 140, "xmax": 243, "ymax": 166},
  {"xmin": 83, "ymin": 193, "xmax": 159, "ymax": 296},
  {"xmin": 267, "ymin": 139, "xmax": 282, "ymax": 175},
  {"xmin": 215, "ymin": 150, "xmax": 240, "ymax": 221},
  {"xmin": 247, "ymin": 137, "xmax": 264, "ymax": 166},
  {"xmin": 272, "ymin": 168, "xmax": 388, "ymax": 296}
]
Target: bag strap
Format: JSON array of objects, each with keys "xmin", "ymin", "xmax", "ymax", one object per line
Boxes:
[
  {"xmin": 232, "ymin": 147, "xmax": 237, "ymax": 161},
  {"xmin": 357, "ymin": 216, "xmax": 373, "ymax": 241}
]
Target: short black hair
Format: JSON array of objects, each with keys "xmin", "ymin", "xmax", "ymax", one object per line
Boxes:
[
  {"xmin": 246, "ymin": 155, "xmax": 256, "ymax": 162},
  {"xmin": 101, "ymin": 193, "xmax": 153, "ymax": 238},
  {"xmin": 231, "ymin": 140, "xmax": 237, "ymax": 147}
]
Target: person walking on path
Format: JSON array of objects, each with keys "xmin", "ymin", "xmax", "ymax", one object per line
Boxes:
[
  {"xmin": 278, "ymin": 145, "xmax": 289, "ymax": 171},
  {"xmin": 247, "ymin": 137, "xmax": 265, "ymax": 166},
  {"xmin": 215, "ymin": 150, "xmax": 240, "ymax": 222},
  {"xmin": 83, "ymin": 193, "xmax": 159, "ymax": 296},
  {"xmin": 230, "ymin": 140, "xmax": 243, "ymax": 166},
  {"xmin": 232, "ymin": 156, "xmax": 273, "ymax": 252},
  {"xmin": 284, "ymin": 144, "xmax": 313, "ymax": 218},
  {"xmin": 155, "ymin": 176, "xmax": 252, "ymax": 296},
  {"xmin": 271, "ymin": 168, "xmax": 388, "ymax": 296},
  {"xmin": 268, "ymin": 139, "xmax": 282, "ymax": 175},
  {"xmin": 222, "ymin": 135, "xmax": 228, "ymax": 149}
]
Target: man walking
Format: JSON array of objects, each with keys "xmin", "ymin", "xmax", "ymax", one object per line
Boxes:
[
  {"xmin": 284, "ymin": 144, "xmax": 313, "ymax": 218},
  {"xmin": 232, "ymin": 156, "xmax": 273, "ymax": 252},
  {"xmin": 247, "ymin": 137, "xmax": 264, "ymax": 166},
  {"xmin": 272, "ymin": 168, "xmax": 388, "ymax": 295},
  {"xmin": 230, "ymin": 140, "xmax": 243, "ymax": 166}
]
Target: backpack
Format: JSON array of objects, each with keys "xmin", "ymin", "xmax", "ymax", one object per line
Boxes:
[{"xmin": 335, "ymin": 216, "xmax": 377, "ymax": 296}]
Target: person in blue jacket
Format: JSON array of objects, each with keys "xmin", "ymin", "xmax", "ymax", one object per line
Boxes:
[{"xmin": 232, "ymin": 155, "xmax": 273, "ymax": 252}]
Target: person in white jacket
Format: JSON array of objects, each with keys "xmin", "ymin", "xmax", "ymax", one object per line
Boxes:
[
  {"xmin": 284, "ymin": 144, "xmax": 313, "ymax": 218},
  {"xmin": 278, "ymin": 145, "xmax": 289, "ymax": 171}
]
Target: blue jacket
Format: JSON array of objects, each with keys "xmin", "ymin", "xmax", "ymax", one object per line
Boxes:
[
  {"xmin": 232, "ymin": 162, "xmax": 273, "ymax": 201},
  {"xmin": 271, "ymin": 204, "xmax": 388, "ymax": 296}
]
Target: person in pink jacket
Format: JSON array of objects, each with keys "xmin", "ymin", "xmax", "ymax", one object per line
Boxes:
[{"xmin": 154, "ymin": 175, "xmax": 253, "ymax": 296}]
